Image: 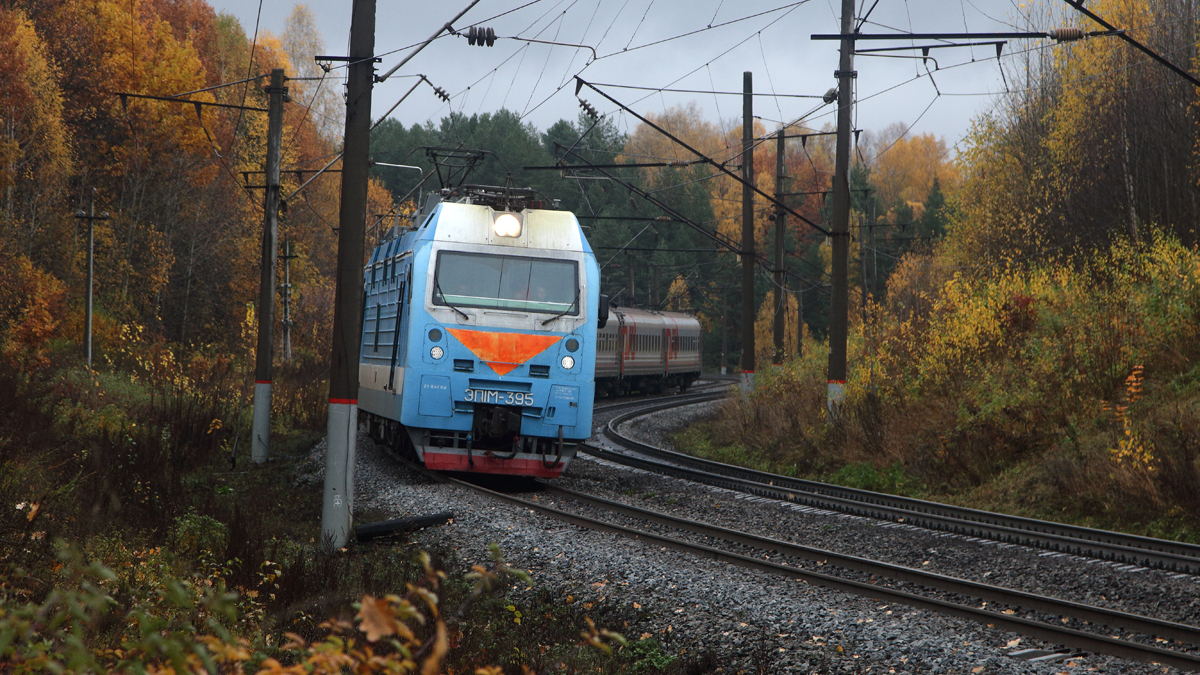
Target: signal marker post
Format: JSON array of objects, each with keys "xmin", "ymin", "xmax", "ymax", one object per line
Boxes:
[
  {"xmin": 252, "ymin": 68, "xmax": 287, "ymax": 464},
  {"xmin": 322, "ymin": 0, "xmax": 376, "ymax": 551}
]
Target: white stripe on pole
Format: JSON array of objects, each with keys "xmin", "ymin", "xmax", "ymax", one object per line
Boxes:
[
  {"xmin": 252, "ymin": 382, "xmax": 272, "ymax": 463},
  {"xmin": 321, "ymin": 401, "xmax": 357, "ymax": 550}
]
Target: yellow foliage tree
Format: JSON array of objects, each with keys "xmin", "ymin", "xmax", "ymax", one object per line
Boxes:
[
  {"xmin": 0, "ymin": 8, "xmax": 74, "ymax": 267},
  {"xmin": 664, "ymin": 274, "xmax": 690, "ymax": 311},
  {"xmin": 869, "ymin": 128, "xmax": 957, "ymax": 220},
  {"xmin": 753, "ymin": 289, "xmax": 800, "ymax": 365}
]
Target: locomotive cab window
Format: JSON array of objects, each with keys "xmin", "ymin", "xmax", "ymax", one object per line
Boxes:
[{"xmin": 433, "ymin": 251, "xmax": 579, "ymax": 315}]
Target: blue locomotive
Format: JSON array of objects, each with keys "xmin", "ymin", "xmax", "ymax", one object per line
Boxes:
[{"xmin": 359, "ymin": 184, "xmax": 606, "ymax": 478}]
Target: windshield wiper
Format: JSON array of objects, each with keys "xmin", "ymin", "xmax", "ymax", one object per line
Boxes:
[
  {"xmin": 541, "ymin": 288, "xmax": 580, "ymax": 325},
  {"xmin": 434, "ymin": 276, "xmax": 469, "ymax": 320}
]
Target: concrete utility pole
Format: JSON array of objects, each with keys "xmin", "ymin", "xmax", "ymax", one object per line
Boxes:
[
  {"xmin": 73, "ymin": 189, "xmax": 108, "ymax": 370},
  {"xmin": 740, "ymin": 72, "xmax": 755, "ymax": 393},
  {"xmin": 796, "ymin": 285, "xmax": 804, "ymax": 356},
  {"xmin": 252, "ymin": 68, "xmax": 288, "ymax": 464},
  {"xmin": 720, "ymin": 289, "xmax": 728, "ymax": 375},
  {"xmin": 773, "ymin": 129, "xmax": 786, "ymax": 365},
  {"xmin": 651, "ymin": 264, "xmax": 659, "ymax": 308},
  {"xmin": 627, "ymin": 256, "xmax": 636, "ymax": 307},
  {"xmin": 870, "ymin": 201, "xmax": 878, "ymax": 299},
  {"xmin": 827, "ymin": 0, "xmax": 855, "ymax": 418},
  {"xmin": 280, "ymin": 240, "xmax": 298, "ymax": 362},
  {"xmin": 322, "ymin": 0, "xmax": 376, "ymax": 551},
  {"xmin": 859, "ymin": 211, "xmax": 869, "ymax": 326}
]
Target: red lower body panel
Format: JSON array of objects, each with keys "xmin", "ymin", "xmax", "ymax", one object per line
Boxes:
[{"xmin": 422, "ymin": 450, "xmax": 571, "ymax": 478}]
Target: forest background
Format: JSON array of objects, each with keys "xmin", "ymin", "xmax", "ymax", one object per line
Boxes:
[{"xmin": 2, "ymin": 0, "xmax": 1200, "ymax": 671}]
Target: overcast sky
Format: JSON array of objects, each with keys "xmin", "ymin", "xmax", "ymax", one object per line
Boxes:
[{"xmin": 207, "ymin": 0, "xmax": 1063, "ymax": 156}]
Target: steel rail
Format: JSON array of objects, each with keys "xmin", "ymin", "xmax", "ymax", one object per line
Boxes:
[
  {"xmin": 593, "ymin": 402, "xmax": 1200, "ymax": 573},
  {"xmin": 540, "ymin": 484, "xmax": 1200, "ymax": 646},
  {"xmin": 592, "ymin": 389, "xmax": 727, "ymax": 415},
  {"xmin": 387, "ymin": 453, "xmax": 1200, "ymax": 671}
]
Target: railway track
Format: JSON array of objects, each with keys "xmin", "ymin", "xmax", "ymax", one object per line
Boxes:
[
  {"xmin": 590, "ymin": 397, "xmax": 1200, "ymax": 576},
  {"xmin": 386, "ymin": 451, "xmax": 1200, "ymax": 671},
  {"xmin": 372, "ymin": 383, "xmax": 1200, "ymax": 670}
]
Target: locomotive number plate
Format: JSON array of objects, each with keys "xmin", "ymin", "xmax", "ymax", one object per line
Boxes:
[{"xmin": 464, "ymin": 389, "xmax": 535, "ymax": 406}]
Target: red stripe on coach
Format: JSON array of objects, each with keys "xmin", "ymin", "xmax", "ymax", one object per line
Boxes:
[{"xmin": 329, "ymin": 398, "xmax": 357, "ymax": 405}]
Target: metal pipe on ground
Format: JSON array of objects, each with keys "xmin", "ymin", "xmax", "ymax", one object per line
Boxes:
[{"xmin": 355, "ymin": 512, "xmax": 455, "ymax": 542}]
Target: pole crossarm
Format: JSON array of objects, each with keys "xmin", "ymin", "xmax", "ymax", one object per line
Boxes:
[
  {"xmin": 575, "ymin": 215, "xmax": 686, "ymax": 222},
  {"xmin": 575, "ymin": 77, "xmax": 832, "ymax": 237},
  {"xmin": 375, "ymin": 0, "xmax": 484, "ymax": 83},
  {"xmin": 525, "ymin": 160, "xmax": 704, "ymax": 170},
  {"xmin": 115, "ymin": 91, "xmax": 268, "ymax": 113},
  {"xmin": 372, "ymin": 76, "xmax": 428, "ymax": 130},
  {"xmin": 554, "ymin": 149, "xmax": 745, "ymax": 255},
  {"xmin": 1062, "ymin": 0, "xmax": 1200, "ymax": 88},
  {"xmin": 285, "ymin": 152, "xmax": 343, "ymax": 203},
  {"xmin": 552, "ymin": 148, "xmax": 829, "ymax": 285},
  {"xmin": 857, "ymin": 40, "xmax": 1006, "ymax": 54},
  {"xmin": 813, "ymin": 31, "xmax": 1066, "ymax": 40}
]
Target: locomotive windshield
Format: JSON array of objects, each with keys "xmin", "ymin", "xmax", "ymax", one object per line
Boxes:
[{"xmin": 433, "ymin": 251, "xmax": 579, "ymax": 315}]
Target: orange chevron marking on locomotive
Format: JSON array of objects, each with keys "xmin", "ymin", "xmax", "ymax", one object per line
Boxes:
[{"xmin": 447, "ymin": 328, "xmax": 561, "ymax": 376}]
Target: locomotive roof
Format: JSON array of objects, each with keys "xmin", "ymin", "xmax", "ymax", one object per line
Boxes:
[{"xmin": 376, "ymin": 191, "xmax": 590, "ymax": 254}]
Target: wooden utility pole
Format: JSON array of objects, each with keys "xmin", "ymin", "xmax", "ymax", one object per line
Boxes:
[
  {"xmin": 773, "ymin": 129, "xmax": 786, "ymax": 364},
  {"xmin": 827, "ymin": 0, "xmax": 855, "ymax": 418},
  {"xmin": 322, "ymin": 0, "xmax": 375, "ymax": 551},
  {"xmin": 740, "ymin": 72, "xmax": 755, "ymax": 392},
  {"xmin": 73, "ymin": 188, "xmax": 108, "ymax": 370},
  {"xmin": 252, "ymin": 68, "xmax": 287, "ymax": 464}
]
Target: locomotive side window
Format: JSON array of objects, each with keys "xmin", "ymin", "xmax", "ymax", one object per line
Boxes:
[{"xmin": 433, "ymin": 251, "xmax": 578, "ymax": 315}]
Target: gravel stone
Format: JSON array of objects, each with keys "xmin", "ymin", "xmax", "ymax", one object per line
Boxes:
[{"xmin": 310, "ymin": 391, "xmax": 1196, "ymax": 674}]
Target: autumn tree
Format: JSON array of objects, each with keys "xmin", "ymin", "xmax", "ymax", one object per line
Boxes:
[
  {"xmin": 868, "ymin": 125, "xmax": 957, "ymax": 223},
  {"xmin": 281, "ymin": 4, "xmax": 344, "ymax": 140},
  {"xmin": 0, "ymin": 8, "xmax": 73, "ymax": 275},
  {"xmin": 945, "ymin": 0, "xmax": 1200, "ymax": 268}
]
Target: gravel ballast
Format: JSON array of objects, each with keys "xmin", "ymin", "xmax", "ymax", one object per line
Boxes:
[{"xmin": 316, "ymin": 397, "xmax": 1196, "ymax": 674}]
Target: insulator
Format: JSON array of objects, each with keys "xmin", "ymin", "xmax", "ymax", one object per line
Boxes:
[
  {"xmin": 467, "ymin": 26, "xmax": 496, "ymax": 47},
  {"xmin": 433, "ymin": 86, "xmax": 449, "ymax": 102},
  {"xmin": 1050, "ymin": 27, "xmax": 1085, "ymax": 42},
  {"xmin": 578, "ymin": 98, "xmax": 599, "ymax": 120}
]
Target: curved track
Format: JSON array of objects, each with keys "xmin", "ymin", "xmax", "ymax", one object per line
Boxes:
[
  {"xmin": 388, "ymin": 455, "xmax": 1200, "ymax": 671},
  {"xmin": 376, "ymin": 382, "xmax": 1200, "ymax": 671},
  {"xmin": 590, "ymin": 397, "xmax": 1200, "ymax": 575}
]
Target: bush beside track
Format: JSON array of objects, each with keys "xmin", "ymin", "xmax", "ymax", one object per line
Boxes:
[
  {"xmin": 675, "ymin": 233, "xmax": 1200, "ymax": 544},
  {"xmin": 0, "ymin": 345, "xmax": 706, "ymax": 673}
]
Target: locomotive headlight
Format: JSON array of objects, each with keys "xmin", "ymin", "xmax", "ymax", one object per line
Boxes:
[
  {"xmin": 560, "ymin": 355, "xmax": 575, "ymax": 369},
  {"xmin": 430, "ymin": 346, "xmax": 444, "ymax": 360},
  {"xmin": 493, "ymin": 213, "xmax": 522, "ymax": 237}
]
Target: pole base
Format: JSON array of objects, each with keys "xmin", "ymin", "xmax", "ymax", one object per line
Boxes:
[
  {"xmin": 826, "ymin": 380, "xmax": 846, "ymax": 419},
  {"xmin": 252, "ymin": 381, "xmax": 272, "ymax": 463},
  {"xmin": 740, "ymin": 371, "xmax": 755, "ymax": 399},
  {"xmin": 321, "ymin": 400, "xmax": 358, "ymax": 551}
]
